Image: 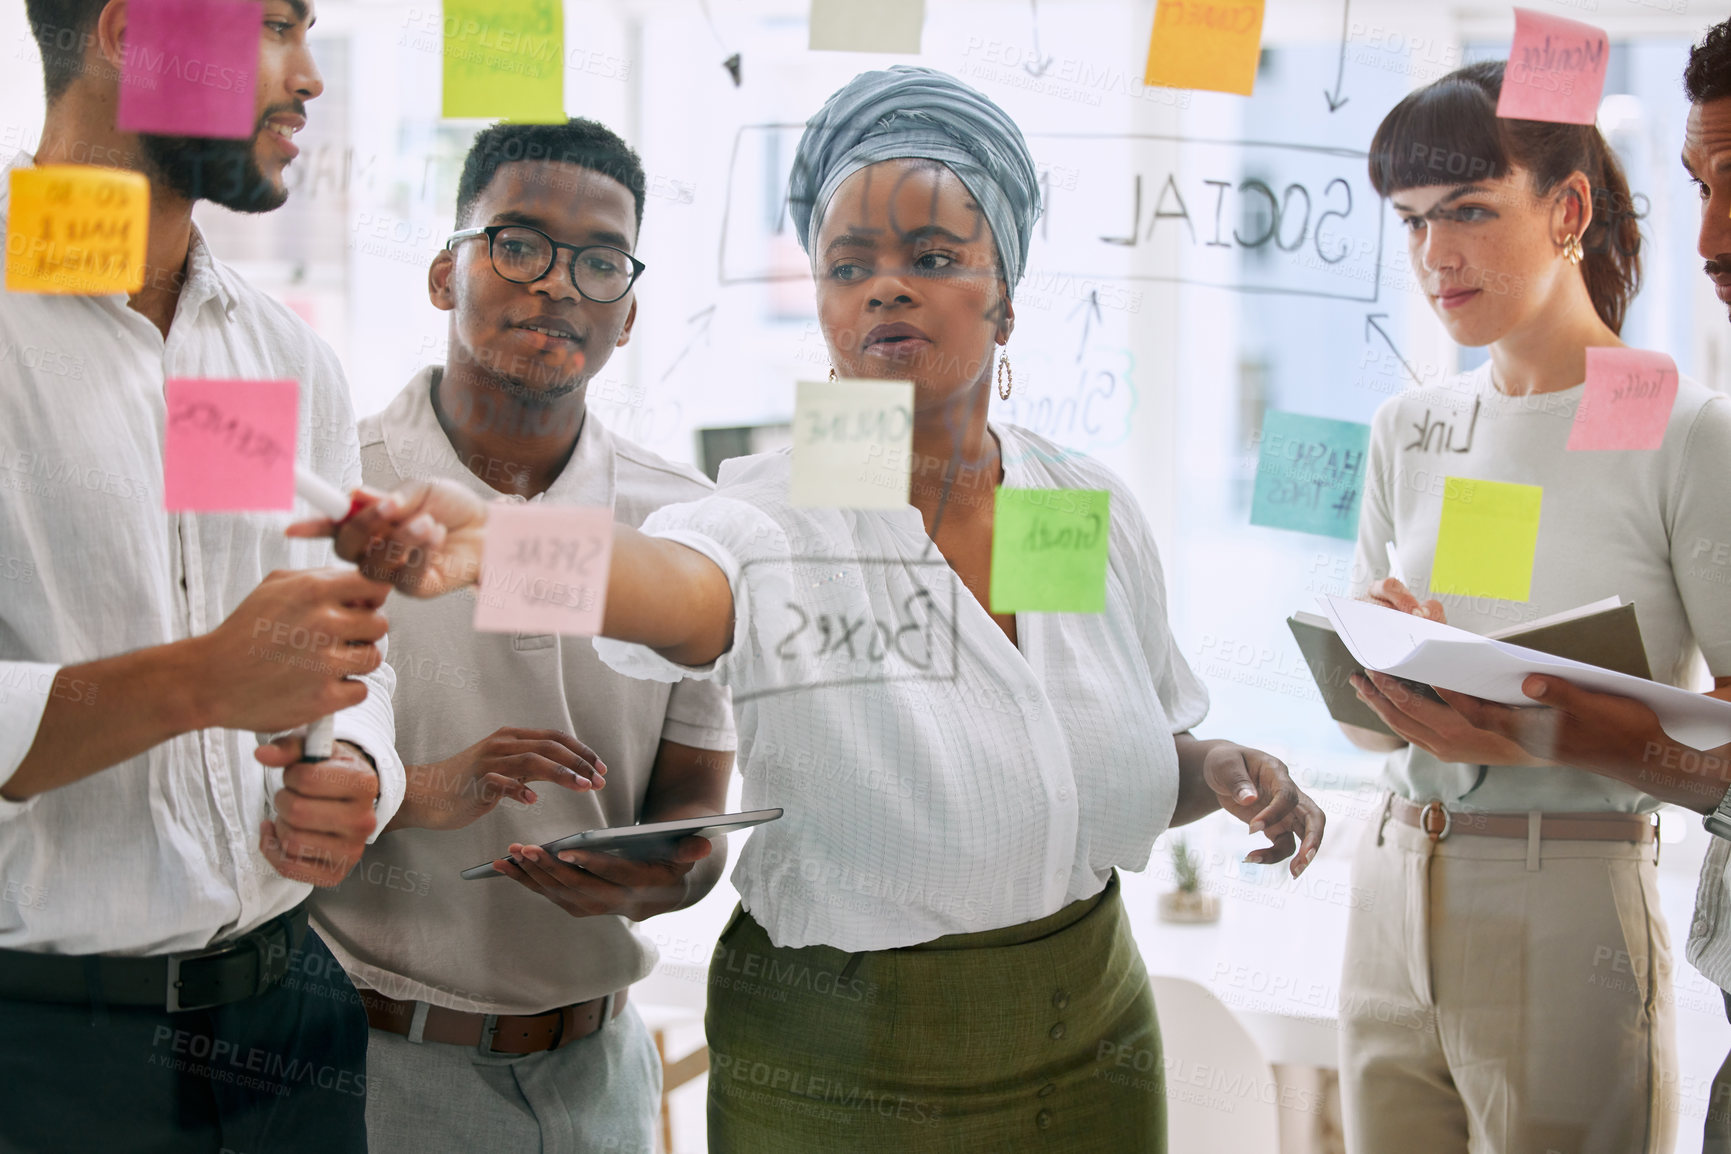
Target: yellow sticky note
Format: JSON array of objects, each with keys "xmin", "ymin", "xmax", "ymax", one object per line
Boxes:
[
  {"xmin": 1144, "ymin": 0, "xmax": 1266, "ymax": 96},
  {"xmin": 443, "ymin": 0, "xmax": 565, "ymax": 122},
  {"xmin": 1431, "ymin": 478, "xmax": 1543, "ymax": 603},
  {"xmin": 6, "ymin": 167, "xmax": 149, "ymax": 295}
]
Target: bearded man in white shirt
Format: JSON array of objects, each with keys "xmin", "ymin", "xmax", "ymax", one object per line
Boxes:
[
  {"xmin": 0, "ymin": 3, "xmax": 574, "ymax": 1151},
  {"xmin": 309, "ymin": 118, "xmax": 737, "ymax": 1154}
]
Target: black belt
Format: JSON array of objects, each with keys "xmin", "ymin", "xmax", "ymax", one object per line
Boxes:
[{"xmin": 0, "ymin": 904, "xmax": 308, "ymax": 1013}]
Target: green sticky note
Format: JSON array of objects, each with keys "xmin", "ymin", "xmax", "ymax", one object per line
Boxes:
[
  {"xmin": 1431, "ymin": 477, "xmax": 1543, "ymax": 602},
  {"xmin": 443, "ymin": 0, "xmax": 565, "ymax": 122},
  {"xmin": 1248, "ymin": 410, "xmax": 1370, "ymax": 540},
  {"xmin": 990, "ymin": 489, "xmax": 1110, "ymax": 614}
]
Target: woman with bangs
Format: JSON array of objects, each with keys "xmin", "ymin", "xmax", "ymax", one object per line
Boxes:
[{"xmin": 1336, "ymin": 61, "xmax": 1731, "ymax": 1153}]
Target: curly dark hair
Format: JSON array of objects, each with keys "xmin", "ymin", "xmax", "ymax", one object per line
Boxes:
[{"xmin": 1685, "ymin": 18, "xmax": 1731, "ymax": 105}]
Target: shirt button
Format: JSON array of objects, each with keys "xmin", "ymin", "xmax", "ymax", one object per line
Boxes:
[
  {"xmin": 1049, "ymin": 1022, "xmax": 1066, "ymax": 1040},
  {"xmin": 1037, "ymin": 1083, "xmax": 1057, "ymax": 1098},
  {"xmin": 1052, "ymin": 989, "xmax": 1070, "ymax": 1010},
  {"xmin": 1036, "ymin": 1109, "xmax": 1052, "ymax": 1129},
  {"xmin": 1057, "ymin": 787, "xmax": 1071, "ymax": 801}
]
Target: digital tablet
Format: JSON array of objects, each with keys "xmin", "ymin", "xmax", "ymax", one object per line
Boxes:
[{"xmin": 460, "ymin": 808, "xmax": 783, "ymax": 880}]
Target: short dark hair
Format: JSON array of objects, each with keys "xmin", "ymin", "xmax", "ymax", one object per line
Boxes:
[
  {"xmin": 24, "ymin": 0, "xmax": 107, "ymax": 102},
  {"xmin": 454, "ymin": 120, "xmax": 647, "ymax": 236},
  {"xmin": 1685, "ymin": 19, "xmax": 1731, "ymax": 105},
  {"xmin": 1368, "ymin": 60, "xmax": 1642, "ymax": 335}
]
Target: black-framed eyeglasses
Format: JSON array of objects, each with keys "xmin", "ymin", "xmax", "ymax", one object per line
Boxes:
[{"xmin": 446, "ymin": 224, "xmax": 646, "ymax": 303}]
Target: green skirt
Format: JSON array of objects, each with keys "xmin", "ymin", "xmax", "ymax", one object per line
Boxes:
[{"xmin": 705, "ymin": 872, "xmax": 1165, "ymax": 1153}]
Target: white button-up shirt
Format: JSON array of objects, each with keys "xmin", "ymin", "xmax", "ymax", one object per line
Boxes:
[
  {"xmin": 0, "ymin": 154, "xmax": 404, "ymax": 956},
  {"xmin": 595, "ymin": 423, "xmax": 1208, "ymax": 952}
]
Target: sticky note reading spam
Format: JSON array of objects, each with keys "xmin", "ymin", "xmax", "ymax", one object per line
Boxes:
[
  {"xmin": 443, "ymin": 0, "xmax": 565, "ymax": 122},
  {"xmin": 117, "ymin": 0, "xmax": 262, "ymax": 138},
  {"xmin": 1566, "ymin": 348, "xmax": 1678, "ymax": 452},
  {"xmin": 791, "ymin": 379, "xmax": 914, "ymax": 510},
  {"xmin": 1144, "ymin": 0, "xmax": 1266, "ymax": 96},
  {"xmin": 475, "ymin": 504, "xmax": 613, "ymax": 636},
  {"xmin": 990, "ymin": 489, "xmax": 1110, "ymax": 614},
  {"xmin": 1496, "ymin": 8, "xmax": 1608, "ymax": 125},
  {"xmin": 809, "ymin": 0, "xmax": 924, "ymax": 53},
  {"xmin": 163, "ymin": 378, "xmax": 297, "ymax": 511},
  {"xmin": 1249, "ymin": 411, "xmax": 1371, "ymax": 540},
  {"xmin": 1431, "ymin": 478, "xmax": 1543, "ymax": 602},
  {"xmin": 6, "ymin": 167, "xmax": 149, "ymax": 294}
]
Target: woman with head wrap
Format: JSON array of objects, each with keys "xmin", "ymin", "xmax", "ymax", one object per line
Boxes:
[{"xmin": 381, "ymin": 66, "xmax": 1325, "ymax": 1151}]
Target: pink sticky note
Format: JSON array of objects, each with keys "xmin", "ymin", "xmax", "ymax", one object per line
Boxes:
[
  {"xmin": 117, "ymin": 0, "xmax": 262, "ymax": 139},
  {"xmin": 474, "ymin": 505, "xmax": 614, "ymax": 636},
  {"xmin": 1496, "ymin": 9, "xmax": 1608, "ymax": 126},
  {"xmin": 1566, "ymin": 348, "xmax": 1679, "ymax": 452},
  {"xmin": 163, "ymin": 378, "xmax": 297, "ymax": 510}
]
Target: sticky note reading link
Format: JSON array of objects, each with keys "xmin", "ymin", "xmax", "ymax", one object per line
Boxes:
[
  {"xmin": 6, "ymin": 167, "xmax": 150, "ymax": 295},
  {"xmin": 474, "ymin": 504, "xmax": 614, "ymax": 636},
  {"xmin": 163, "ymin": 378, "xmax": 298, "ymax": 512},
  {"xmin": 990, "ymin": 489, "xmax": 1111, "ymax": 615}
]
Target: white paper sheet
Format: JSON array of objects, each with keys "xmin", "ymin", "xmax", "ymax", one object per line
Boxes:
[{"xmin": 1320, "ymin": 595, "xmax": 1731, "ymax": 750}]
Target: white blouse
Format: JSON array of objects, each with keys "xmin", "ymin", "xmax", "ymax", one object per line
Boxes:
[{"xmin": 594, "ymin": 422, "xmax": 1207, "ymax": 951}]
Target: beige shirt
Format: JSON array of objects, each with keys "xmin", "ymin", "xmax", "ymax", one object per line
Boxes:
[{"xmin": 310, "ymin": 368, "xmax": 735, "ymax": 1014}]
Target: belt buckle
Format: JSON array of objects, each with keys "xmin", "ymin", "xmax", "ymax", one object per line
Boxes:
[
  {"xmin": 1419, "ymin": 800, "xmax": 1452, "ymax": 842},
  {"xmin": 164, "ymin": 952, "xmax": 231, "ymax": 1014},
  {"xmin": 476, "ymin": 1013, "xmax": 501, "ymax": 1056}
]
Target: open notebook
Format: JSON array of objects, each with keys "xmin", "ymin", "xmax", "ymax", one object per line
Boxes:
[{"xmin": 1288, "ymin": 597, "xmax": 1651, "ymax": 739}]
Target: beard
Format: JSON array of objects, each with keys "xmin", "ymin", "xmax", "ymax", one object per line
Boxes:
[
  {"xmin": 479, "ymin": 360, "xmax": 585, "ymax": 407},
  {"xmin": 137, "ymin": 111, "xmax": 290, "ymax": 214}
]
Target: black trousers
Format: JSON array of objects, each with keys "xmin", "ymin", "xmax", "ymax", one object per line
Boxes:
[{"xmin": 0, "ymin": 930, "xmax": 367, "ymax": 1154}]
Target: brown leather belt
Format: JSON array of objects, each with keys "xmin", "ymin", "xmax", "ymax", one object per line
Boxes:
[
  {"xmin": 359, "ymin": 987, "xmax": 627, "ymax": 1055},
  {"xmin": 1391, "ymin": 795, "xmax": 1657, "ymax": 844}
]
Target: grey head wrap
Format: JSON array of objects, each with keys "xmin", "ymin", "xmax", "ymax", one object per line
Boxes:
[{"xmin": 788, "ymin": 65, "xmax": 1043, "ymax": 294}]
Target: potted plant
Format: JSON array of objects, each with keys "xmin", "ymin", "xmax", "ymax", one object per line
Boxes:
[{"xmin": 1158, "ymin": 837, "xmax": 1221, "ymax": 924}]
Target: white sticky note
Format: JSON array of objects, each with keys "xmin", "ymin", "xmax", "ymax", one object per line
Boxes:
[
  {"xmin": 809, "ymin": 0, "xmax": 924, "ymax": 53},
  {"xmin": 791, "ymin": 379, "xmax": 915, "ymax": 510}
]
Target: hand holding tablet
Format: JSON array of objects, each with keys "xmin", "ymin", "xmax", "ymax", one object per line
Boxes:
[{"xmin": 462, "ymin": 808, "xmax": 784, "ymax": 879}]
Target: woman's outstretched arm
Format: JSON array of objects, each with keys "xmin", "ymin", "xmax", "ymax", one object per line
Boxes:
[{"xmin": 306, "ymin": 478, "xmax": 737, "ymax": 666}]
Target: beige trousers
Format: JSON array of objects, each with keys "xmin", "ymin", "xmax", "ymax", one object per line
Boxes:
[{"xmin": 1339, "ymin": 798, "xmax": 1676, "ymax": 1154}]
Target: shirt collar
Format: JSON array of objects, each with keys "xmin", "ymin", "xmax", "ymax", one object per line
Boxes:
[
  {"xmin": 4, "ymin": 151, "xmax": 238, "ymax": 321},
  {"xmin": 378, "ymin": 364, "xmax": 618, "ymax": 511}
]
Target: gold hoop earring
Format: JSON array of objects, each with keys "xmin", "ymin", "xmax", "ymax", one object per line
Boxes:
[
  {"xmin": 996, "ymin": 352, "xmax": 1012, "ymax": 401},
  {"xmin": 828, "ymin": 365, "xmax": 837, "ymax": 382},
  {"xmin": 1562, "ymin": 234, "xmax": 1585, "ymax": 266}
]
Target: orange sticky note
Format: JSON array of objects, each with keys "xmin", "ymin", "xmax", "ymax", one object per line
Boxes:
[
  {"xmin": 6, "ymin": 166, "xmax": 149, "ymax": 294},
  {"xmin": 474, "ymin": 504, "xmax": 614, "ymax": 636},
  {"xmin": 1144, "ymin": 0, "xmax": 1266, "ymax": 96},
  {"xmin": 163, "ymin": 378, "xmax": 298, "ymax": 511}
]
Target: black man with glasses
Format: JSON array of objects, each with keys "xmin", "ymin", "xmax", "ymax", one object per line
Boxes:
[{"xmin": 309, "ymin": 119, "xmax": 736, "ymax": 1154}]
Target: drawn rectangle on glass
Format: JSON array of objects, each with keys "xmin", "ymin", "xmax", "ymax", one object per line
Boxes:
[
  {"xmin": 718, "ymin": 125, "xmax": 1384, "ymax": 303},
  {"xmin": 734, "ymin": 554, "xmax": 963, "ymax": 705}
]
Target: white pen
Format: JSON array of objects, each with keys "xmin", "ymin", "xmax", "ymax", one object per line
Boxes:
[
  {"xmin": 294, "ymin": 462, "xmax": 359, "ymax": 522},
  {"xmin": 1385, "ymin": 540, "xmax": 1407, "ymax": 586},
  {"xmin": 291, "ymin": 464, "xmax": 361, "ymax": 761}
]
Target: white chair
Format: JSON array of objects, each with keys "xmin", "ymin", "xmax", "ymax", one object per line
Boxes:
[{"xmin": 1149, "ymin": 975, "xmax": 1283, "ymax": 1152}]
